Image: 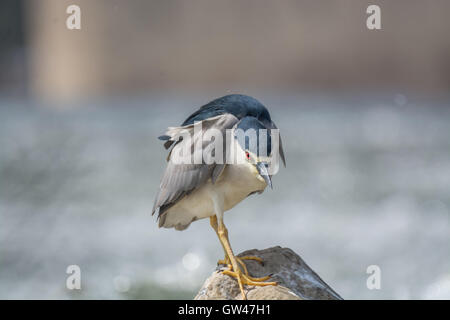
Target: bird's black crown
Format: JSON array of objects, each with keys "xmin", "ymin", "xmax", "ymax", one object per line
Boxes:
[{"xmin": 182, "ymin": 94, "xmax": 272, "ymax": 126}]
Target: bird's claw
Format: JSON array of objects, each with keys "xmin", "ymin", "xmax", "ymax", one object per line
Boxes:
[
  {"xmin": 238, "ymin": 255, "xmax": 264, "ymax": 265},
  {"xmin": 218, "ymin": 255, "xmax": 275, "ymax": 299},
  {"xmin": 217, "ymin": 255, "xmax": 264, "ymax": 275},
  {"xmin": 221, "ymin": 268, "xmax": 277, "ymax": 299}
]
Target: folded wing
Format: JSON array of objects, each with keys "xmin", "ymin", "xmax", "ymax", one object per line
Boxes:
[{"xmin": 152, "ymin": 113, "xmax": 239, "ymax": 221}]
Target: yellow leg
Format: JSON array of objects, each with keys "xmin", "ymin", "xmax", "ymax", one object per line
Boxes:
[
  {"xmin": 210, "ymin": 216, "xmax": 228, "ymax": 261},
  {"xmin": 214, "ymin": 217, "xmax": 277, "ymax": 300},
  {"xmin": 211, "ymin": 217, "xmax": 264, "ymax": 277}
]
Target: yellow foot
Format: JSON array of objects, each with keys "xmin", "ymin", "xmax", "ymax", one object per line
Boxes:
[
  {"xmin": 217, "ymin": 256, "xmax": 264, "ymax": 275},
  {"xmin": 218, "ymin": 255, "xmax": 264, "ymax": 265},
  {"xmin": 222, "ymin": 269, "xmax": 277, "ymax": 299},
  {"xmin": 238, "ymin": 256, "xmax": 264, "ymax": 265}
]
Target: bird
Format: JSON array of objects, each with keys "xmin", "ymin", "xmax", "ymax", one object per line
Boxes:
[{"xmin": 152, "ymin": 94, "xmax": 286, "ymax": 299}]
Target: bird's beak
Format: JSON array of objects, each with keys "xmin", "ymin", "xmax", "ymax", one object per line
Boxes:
[{"xmin": 256, "ymin": 162, "xmax": 272, "ymax": 189}]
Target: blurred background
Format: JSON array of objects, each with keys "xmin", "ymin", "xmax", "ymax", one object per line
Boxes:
[{"xmin": 1, "ymin": 0, "xmax": 449, "ymax": 299}]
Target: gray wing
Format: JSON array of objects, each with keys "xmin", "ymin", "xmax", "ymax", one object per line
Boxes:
[{"xmin": 152, "ymin": 113, "xmax": 239, "ymax": 222}]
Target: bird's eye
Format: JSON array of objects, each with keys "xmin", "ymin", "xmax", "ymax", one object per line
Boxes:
[{"xmin": 245, "ymin": 151, "xmax": 250, "ymax": 160}]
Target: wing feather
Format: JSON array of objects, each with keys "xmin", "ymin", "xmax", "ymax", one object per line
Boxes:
[{"xmin": 152, "ymin": 114, "xmax": 239, "ymax": 218}]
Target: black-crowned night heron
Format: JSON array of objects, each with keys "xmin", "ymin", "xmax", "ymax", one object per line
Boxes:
[{"xmin": 152, "ymin": 94, "xmax": 286, "ymax": 299}]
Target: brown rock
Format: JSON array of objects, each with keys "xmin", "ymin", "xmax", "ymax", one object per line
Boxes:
[{"xmin": 195, "ymin": 246, "xmax": 342, "ymax": 300}]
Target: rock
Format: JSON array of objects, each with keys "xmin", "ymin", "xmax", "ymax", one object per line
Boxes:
[{"xmin": 195, "ymin": 246, "xmax": 342, "ymax": 300}]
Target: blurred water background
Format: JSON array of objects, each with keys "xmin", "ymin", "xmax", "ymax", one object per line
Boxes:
[
  {"xmin": 1, "ymin": 0, "xmax": 450, "ymax": 299},
  {"xmin": 1, "ymin": 93, "xmax": 450, "ymax": 299}
]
